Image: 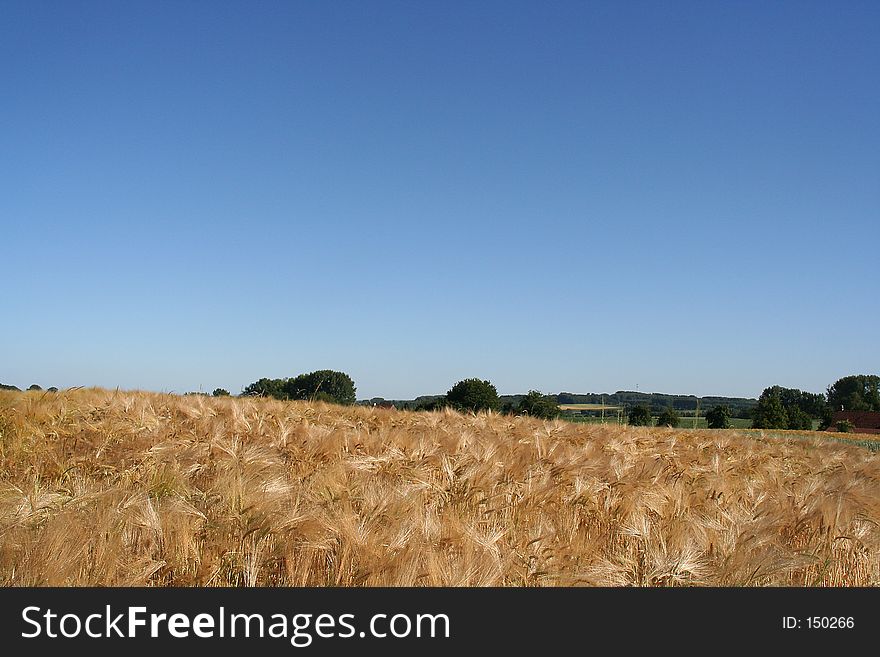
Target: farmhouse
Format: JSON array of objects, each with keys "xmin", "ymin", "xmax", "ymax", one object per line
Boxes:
[{"xmin": 828, "ymin": 411, "xmax": 880, "ymax": 435}]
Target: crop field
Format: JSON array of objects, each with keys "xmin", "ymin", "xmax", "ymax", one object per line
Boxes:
[{"xmin": 1, "ymin": 388, "xmax": 878, "ymax": 586}]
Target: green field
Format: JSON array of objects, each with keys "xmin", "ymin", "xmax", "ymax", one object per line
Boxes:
[
  {"xmin": 558, "ymin": 403, "xmax": 621, "ymax": 411},
  {"xmin": 735, "ymin": 429, "xmax": 880, "ymax": 452},
  {"xmin": 561, "ymin": 415, "xmax": 753, "ymax": 429}
]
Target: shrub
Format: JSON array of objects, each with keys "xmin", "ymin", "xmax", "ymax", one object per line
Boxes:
[
  {"xmin": 836, "ymin": 420, "xmax": 855, "ymax": 433},
  {"xmin": 212, "ymin": 388, "xmax": 230, "ymax": 397}
]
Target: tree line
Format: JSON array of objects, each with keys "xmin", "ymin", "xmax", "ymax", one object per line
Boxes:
[
  {"xmin": 238, "ymin": 370, "xmax": 357, "ymax": 405},
  {"xmin": 234, "ymin": 374, "xmax": 562, "ymax": 419},
  {"xmin": 0, "ymin": 383, "xmax": 58, "ymax": 392},
  {"xmin": 750, "ymin": 374, "xmax": 879, "ymax": 431},
  {"xmin": 5, "ymin": 372, "xmax": 876, "ymax": 432},
  {"xmin": 625, "ymin": 374, "xmax": 879, "ymax": 431}
]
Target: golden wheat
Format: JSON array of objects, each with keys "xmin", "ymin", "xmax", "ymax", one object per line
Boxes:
[{"xmin": 0, "ymin": 388, "xmax": 877, "ymax": 586}]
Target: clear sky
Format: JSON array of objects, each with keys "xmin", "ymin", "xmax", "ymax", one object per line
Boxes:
[{"xmin": 2, "ymin": 1, "xmax": 878, "ymax": 400}]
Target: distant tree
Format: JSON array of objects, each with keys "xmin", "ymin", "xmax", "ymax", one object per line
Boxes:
[
  {"xmin": 517, "ymin": 390, "xmax": 560, "ymax": 419},
  {"xmin": 752, "ymin": 385, "xmax": 824, "ymax": 430},
  {"xmin": 242, "ymin": 377, "xmax": 288, "ymax": 399},
  {"xmin": 751, "ymin": 389, "xmax": 789, "ymax": 429},
  {"xmin": 706, "ymin": 405, "xmax": 731, "ymax": 429},
  {"xmin": 47, "ymin": 387, "xmax": 59, "ymax": 393},
  {"xmin": 827, "ymin": 374, "xmax": 880, "ymax": 412},
  {"xmin": 628, "ymin": 405, "xmax": 652, "ymax": 427},
  {"xmin": 411, "ymin": 395, "xmax": 443, "ymax": 409},
  {"xmin": 794, "ymin": 390, "xmax": 830, "ymax": 418},
  {"xmin": 818, "ymin": 405, "xmax": 835, "ymax": 431},
  {"xmin": 446, "ymin": 378, "xmax": 500, "ymax": 413},
  {"xmin": 785, "ymin": 406, "xmax": 812, "ymax": 431},
  {"xmin": 415, "ymin": 397, "xmax": 449, "ymax": 412},
  {"xmin": 212, "ymin": 388, "xmax": 230, "ymax": 397},
  {"xmin": 655, "ymin": 407, "xmax": 680, "ymax": 428},
  {"xmin": 27, "ymin": 384, "xmax": 42, "ymax": 391},
  {"xmin": 285, "ymin": 370, "xmax": 356, "ymax": 405},
  {"xmin": 0, "ymin": 383, "xmax": 21, "ymax": 391}
]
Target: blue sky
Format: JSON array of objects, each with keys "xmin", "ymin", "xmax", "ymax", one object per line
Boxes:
[{"xmin": 2, "ymin": 1, "xmax": 878, "ymax": 400}]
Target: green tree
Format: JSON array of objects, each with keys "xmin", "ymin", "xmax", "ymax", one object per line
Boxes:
[
  {"xmin": 752, "ymin": 385, "xmax": 826, "ymax": 430},
  {"xmin": 446, "ymin": 378, "xmax": 500, "ymax": 412},
  {"xmin": 415, "ymin": 397, "xmax": 449, "ymax": 411},
  {"xmin": 242, "ymin": 377, "xmax": 288, "ymax": 399},
  {"xmin": 794, "ymin": 391, "xmax": 829, "ymax": 418},
  {"xmin": 706, "ymin": 405, "xmax": 731, "ymax": 429},
  {"xmin": 827, "ymin": 374, "xmax": 880, "ymax": 412},
  {"xmin": 785, "ymin": 406, "xmax": 812, "ymax": 430},
  {"xmin": 818, "ymin": 405, "xmax": 835, "ymax": 431},
  {"xmin": 655, "ymin": 407, "xmax": 680, "ymax": 428},
  {"xmin": 27, "ymin": 384, "xmax": 42, "ymax": 391},
  {"xmin": 517, "ymin": 390, "xmax": 560, "ymax": 419},
  {"xmin": 751, "ymin": 388, "xmax": 789, "ymax": 429},
  {"xmin": 285, "ymin": 370, "xmax": 356, "ymax": 405},
  {"xmin": 628, "ymin": 405, "xmax": 652, "ymax": 426},
  {"xmin": 212, "ymin": 388, "xmax": 230, "ymax": 397}
]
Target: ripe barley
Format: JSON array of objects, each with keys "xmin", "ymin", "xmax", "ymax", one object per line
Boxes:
[{"xmin": 0, "ymin": 388, "xmax": 878, "ymax": 586}]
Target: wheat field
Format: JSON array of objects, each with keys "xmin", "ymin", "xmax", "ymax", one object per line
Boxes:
[{"xmin": 1, "ymin": 388, "xmax": 877, "ymax": 586}]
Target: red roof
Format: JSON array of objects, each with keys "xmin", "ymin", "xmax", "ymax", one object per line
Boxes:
[{"xmin": 829, "ymin": 411, "xmax": 880, "ymax": 434}]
